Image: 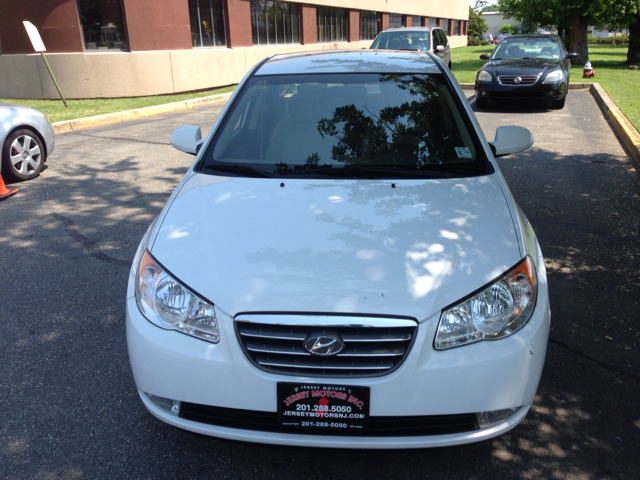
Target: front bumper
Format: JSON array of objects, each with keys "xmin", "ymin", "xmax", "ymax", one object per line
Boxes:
[
  {"xmin": 475, "ymin": 80, "xmax": 566, "ymax": 101},
  {"xmin": 126, "ymin": 281, "xmax": 550, "ymax": 448}
]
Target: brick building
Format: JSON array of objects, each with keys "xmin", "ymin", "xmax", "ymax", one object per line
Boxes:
[{"xmin": 0, "ymin": 0, "xmax": 469, "ymax": 99}]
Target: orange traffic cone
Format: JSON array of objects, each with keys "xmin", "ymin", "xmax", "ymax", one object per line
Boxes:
[{"xmin": 0, "ymin": 172, "xmax": 18, "ymax": 200}]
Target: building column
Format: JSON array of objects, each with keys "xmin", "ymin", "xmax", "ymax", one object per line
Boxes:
[
  {"xmin": 300, "ymin": 4, "xmax": 317, "ymax": 45},
  {"xmin": 225, "ymin": 0, "xmax": 253, "ymax": 47},
  {"xmin": 0, "ymin": 0, "xmax": 84, "ymax": 54},
  {"xmin": 348, "ymin": 10, "xmax": 359, "ymax": 42},
  {"xmin": 381, "ymin": 13, "xmax": 389, "ymax": 31},
  {"xmin": 437, "ymin": 18, "xmax": 443, "ymax": 28},
  {"xmin": 422, "ymin": 17, "xmax": 429, "ymax": 27},
  {"xmin": 122, "ymin": 0, "xmax": 191, "ymax": 51},
  {"xmin": 404, "ymin": 15, "xmax": 412, "ymax": 28},
  {"xmin": 448, "ymin": 21, "xmax": 454, "ymax": 37}
]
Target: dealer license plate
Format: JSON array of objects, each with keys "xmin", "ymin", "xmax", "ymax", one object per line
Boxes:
[{"xmin": 277, "ymin": 383, "xmax": 370, "ymax": 432}]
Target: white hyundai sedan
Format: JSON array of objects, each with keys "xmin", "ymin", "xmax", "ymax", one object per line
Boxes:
[{"xmin": 126, "ymin": 50, "xmax": 550, "ymax": 449}]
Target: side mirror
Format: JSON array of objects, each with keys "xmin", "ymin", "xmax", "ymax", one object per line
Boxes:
[
  {"xmin": 170, "ymin": 126, "xmax": 203, "ymax": 156},
  {"xmin": 480, "ymin": 53, "xmax": 490, "ymax": 60},
  {"xmin": 435, "ymin": 45, "xmax": 445, "ymax": 53},
  {"xmin": 489, "ymin": 126, "xmax": 533, "ymax": 157},
  {"xmin": 565, "ymin": 52, "xmax": 579, "ymax": 59}
]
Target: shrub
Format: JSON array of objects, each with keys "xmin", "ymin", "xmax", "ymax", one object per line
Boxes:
[
  {"xmin": 467, "ymin": 37, "xmax": 488, "ymax": 46},
  {"xmin": 588, "ymin": 36, "xmax": 630, "ymax": 44}
]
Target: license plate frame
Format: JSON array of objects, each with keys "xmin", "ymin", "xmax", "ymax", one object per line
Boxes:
[{"xmin": 277, "ymin": 383, "xmax": 370, "ymax": 433}]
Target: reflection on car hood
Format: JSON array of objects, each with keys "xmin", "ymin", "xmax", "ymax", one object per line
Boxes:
[
  {"xmin": 151, "ymin": 174, "xmax": 522, "ymax": 320},
  {"xmin": 485, "ymin": 58, "xmax": 561, "ymax": 77}
]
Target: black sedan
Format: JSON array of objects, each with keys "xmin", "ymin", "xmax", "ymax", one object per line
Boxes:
[{"xmin": 475, "ymin": 34, "xmax": 578, "ymax": 109}]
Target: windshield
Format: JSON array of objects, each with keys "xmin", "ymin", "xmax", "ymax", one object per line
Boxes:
[
  {"xmin": 199, "ymin": 73, "xmax": 490, "ymax": 179},
  {"xmin": 371, "ymin": 32, "xmax": 430, "ymax": 51},
  {"xmin": 492, "ymin": 38, "xmax": 561, "ymax": 60}
]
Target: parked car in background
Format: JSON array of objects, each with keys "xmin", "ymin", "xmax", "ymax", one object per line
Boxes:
[
  {"xmin": 495, "ymin": 33, "xmax": 512, "ymax": 45},
  {"xmin": 482, "ymin": 33, "xmax": 495, "ymax": 44},
  {"xmin": 475, "ymin": 34, "xmax": 578, "ymax": 109},
  {"xmin": 0, "ymin": 104, "xmax": 55, "ymax": 182},
  {"xmin": 370, "ymin": 27, "xmax": 451, "ymax": 69},
  {"xmin": 127, "ymin": 49, "xmax": 550, "ymax": 449}
]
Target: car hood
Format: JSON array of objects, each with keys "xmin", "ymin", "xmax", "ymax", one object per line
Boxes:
[
  {"xmin": 485, "ymin": 58, "xmax": 561, "ymax": 77},
  {"xmin": 150, "ymin": 174, "xmax": 522, "ymax": 320}
]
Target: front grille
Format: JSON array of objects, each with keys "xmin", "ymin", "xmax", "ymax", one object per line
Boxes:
[
  {"xmin": 180, "ymin": 403, "xmax": 479, "ymax": 437},
  {"xmin": 498, "ymin": 75, "xmax": 540, "ymax": 85},
  {"xmin": 235, "ymin": 314, "xmax": 417, "ymax": 377}
]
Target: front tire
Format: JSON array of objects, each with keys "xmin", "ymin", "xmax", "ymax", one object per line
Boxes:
[
  {"xmin": 551, "ymin": 96, "xmax": 566, "ymax": 109},
  {"xmin": 1, "ymin": 129, "xmax": 45, "ymax": 182},
  {"xmin": 476, "ymin": 97, "xmax": 488, "ymax": 108}
]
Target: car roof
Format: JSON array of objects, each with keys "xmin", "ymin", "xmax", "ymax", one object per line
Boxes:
[
  {"xmin": 378, "ymin": 27, "xmax": 437, "ymax": 32},
  {"xmin": 257, "ymin": 50, "xmax": 442, "ymax": 75},
  {"xmin": 504, "ymin": 34, "xmax": 560, "ymax": 41}
]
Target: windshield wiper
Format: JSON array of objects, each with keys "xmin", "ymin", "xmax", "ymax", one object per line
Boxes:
[
  {"xmin": 283, "ymin": 165, "xmax": 464, "ymax": 179},
  {"xmin": 204, "ymin": 164, "xmax": 271, "ymax": 178}
]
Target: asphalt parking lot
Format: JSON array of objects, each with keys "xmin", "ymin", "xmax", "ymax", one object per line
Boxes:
[{"xmin": 1, "ymin": 90, "xmax": 639, "ymax": 479}]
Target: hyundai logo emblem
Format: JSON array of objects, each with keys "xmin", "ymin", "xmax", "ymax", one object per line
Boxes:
[
  {"xmin": 514, "ymin": 76, "xmax": 522, "ymax": 84},
  {"xmin": 303, "ymin": 335, "xmax": 345, "ymax": 356}
]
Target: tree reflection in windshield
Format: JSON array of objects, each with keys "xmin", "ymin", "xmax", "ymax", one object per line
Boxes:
[
  {"xmin": 316, "ymin": 75, "xmax": 452, "ymax": 169},
  {"xmin": 204, "ymin": 72, "xmax": 486, "ymax": 179}
]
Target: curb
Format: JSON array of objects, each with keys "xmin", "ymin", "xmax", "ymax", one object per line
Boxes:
[
  {"xmin": 51, "ymin": 91, "xmax": 233, "ymax": 134},
  {"xmin": 589, "ymin": 83, "xmax": 640, "ymax": 170}
]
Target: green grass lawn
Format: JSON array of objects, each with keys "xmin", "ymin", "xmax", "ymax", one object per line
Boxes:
[
  {"xmin": 451, "ymin": 44, "xmax": 640, "ymax": 131},
  {"xmin": 0, "ymin": 86, "xmax": 235, "ymax": 123}
]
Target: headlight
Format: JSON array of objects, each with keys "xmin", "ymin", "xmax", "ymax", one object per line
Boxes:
[
  {"xmin": 435, "ymin": 256, "xmax": 537, "ymax": 349},
  {"xmin": 477, "ymin": 70, "xmax": 492, "ymax": 82},
  {"xmin": 543, "ymin": 69, "xmax": 563, "ymax": 84},
  {"xmin": 135, "ymin": 250, "xmax": 219, "ymax": 343}
]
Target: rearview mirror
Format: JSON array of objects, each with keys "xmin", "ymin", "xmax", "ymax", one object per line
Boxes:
[
  {"xmin": 170, "ymin": 126, "xmax": 203, "ymax": 156},
  {"xmin": 489, "ymin": 126, "xmax": 533, "ymax": 157}
]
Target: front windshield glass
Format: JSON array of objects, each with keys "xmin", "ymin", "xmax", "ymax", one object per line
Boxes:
[
  {"xmin": 371, "ymin": 32, "xmax": 430, "ymax": 51},
  {"xmin": 492, "ymin": 37, "xmax": 561, "ymax": 60},
  {"xmin": 199, "ymin": 73, "xmax": 490, "ymax": 179}
]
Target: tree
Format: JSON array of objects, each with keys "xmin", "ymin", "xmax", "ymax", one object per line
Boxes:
[
  {"xmin": 499, "ymin": 24, "xmax": 518, "ymax": 34},
  {"xmin": 468, "ymin": 7, "xmax": 489, "ymax": 38},
  {"xmin": 600, "ymin": 0, "xmax": 640, "ymax": 63},
  {"xmin": 497, "ymin": 0, "xmax": 607, "ymax": 64}
]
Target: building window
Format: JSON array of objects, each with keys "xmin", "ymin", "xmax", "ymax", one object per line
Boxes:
[
  {"xmin": 189, "ymin": 0, "xmax": 226, "ymax": 47},
  {"xmin": 443, "ymin": 19, "xmax": 450, "ymax": 34},
  {"xmin": 389, "ymin": 14, "xmax": 403, "ymax": 29},
  {"xmin": 251, "ymin": 0, "xmax": 300, "ymax": 45},
  {"xmin": 317, "ymin": 7, "xmax": 347, "ymax": 43},
  {"xmin": 453, "ymin": 20, "xmax": 460, "ymax": 36},
  {"xmin": 412, "ymin": 16, "xmax": 422, "ymax": 27},
  {"xmin": 429, "ymin": 17, "xmax": 437, "ymax": 28},
  {"xmin": 359, "ymin": 11, "xmax": 381, "ymax": 40},
  {"xmin": 77, "ymin": 0, "xmax": 127, "ymax": 50}
]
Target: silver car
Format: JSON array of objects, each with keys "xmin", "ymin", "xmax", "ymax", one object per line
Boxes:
[
  {"xmin": 1, "ymin": 104, "xmax": 55, "ymax": 183},
  {"xmin": 370, "ymin": 27, "xmax": 452, "ymax": 69}
]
